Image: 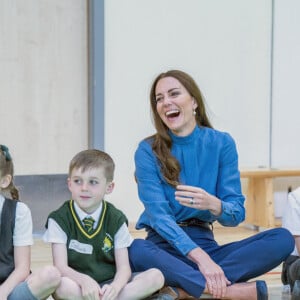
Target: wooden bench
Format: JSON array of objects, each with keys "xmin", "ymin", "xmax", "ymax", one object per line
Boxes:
[{"xmin": 240, "ymin": 168, "xmax": 300, "ymax": 228}]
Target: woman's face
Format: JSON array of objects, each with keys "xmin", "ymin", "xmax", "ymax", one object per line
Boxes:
[{"xmin": 155, "ymin": 76, "xmax": 197, "ymax": 136}]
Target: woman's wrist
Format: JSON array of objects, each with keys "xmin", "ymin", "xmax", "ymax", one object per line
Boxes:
[
  {"xmin": 187, "ymin": 247, "xmax": 209, "ymax": 265},
  {"xmin": 208, "ymin": 195, "xmax": 222, "ymax": 216}
]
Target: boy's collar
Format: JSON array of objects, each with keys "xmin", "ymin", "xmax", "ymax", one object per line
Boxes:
[{"xmin": 73, "ymin": 200, "xmax": 103, "ymax": 222}]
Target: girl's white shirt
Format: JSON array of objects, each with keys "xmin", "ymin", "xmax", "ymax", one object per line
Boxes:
[
  {"xmin": 0, "ymin": 194, "xmax": 33, "ymax": 246},
  {"xmin": 282, "ymin": 187, "xmax": 300, "ymax": 256},
  {"xmin": 43, "ymin": 201, "xmax": 133, "ymax": 249}
]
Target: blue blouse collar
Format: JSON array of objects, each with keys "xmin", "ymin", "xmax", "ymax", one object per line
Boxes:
[{"xmin": 169, "ymin": 125, "xmax": 202, "ymax": 144}]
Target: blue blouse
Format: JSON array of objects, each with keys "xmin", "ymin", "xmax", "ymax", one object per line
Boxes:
[{"xmin": 134, "ymin": 125, "xmax": 245, "ymax": 256}]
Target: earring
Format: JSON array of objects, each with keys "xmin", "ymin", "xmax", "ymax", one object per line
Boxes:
[{"xmin": 193, "ymin": 109, "xmax": 196, "ymax": 116}]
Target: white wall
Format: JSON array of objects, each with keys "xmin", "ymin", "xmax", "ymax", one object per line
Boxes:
[
  {"xmin": 0, "ymin": 0, "xmax": 88, "ymax": 175},
  {"xmin": 272, "ymin": 0, "xmax": 300, "ymax": 167},
  {"xmin": 2, "ymin": 0, "xmax": 299, "ymax": 224},
  {"xmin": 104, "ymin": 0, "xmax": 274, "ymax": 221}
]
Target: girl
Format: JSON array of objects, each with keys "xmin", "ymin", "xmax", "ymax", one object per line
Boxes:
[{"xmin": 0, "ymin": 145, "xmax": 61, "ymax": 300}]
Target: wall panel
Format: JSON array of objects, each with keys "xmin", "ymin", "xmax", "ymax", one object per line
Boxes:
[
  {"xmin": 272, "ymin": 0, "xmax": 300, "ymax": 167},
  {"xmin": 0, "ymin": 0, "xmax": 88, "ymax": 175}
]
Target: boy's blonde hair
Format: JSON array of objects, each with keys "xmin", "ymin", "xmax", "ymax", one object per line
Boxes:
[
  {"xmin": 0, "ymin": 145, "xmax": 19, "ymax": 200},
  {"xmin": 69, "ymin": 149, "xmax": 115, "ymax": 182}
]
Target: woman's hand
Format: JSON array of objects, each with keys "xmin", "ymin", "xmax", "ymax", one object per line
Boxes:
[
  {"xmin": 175, "ymin": 185, "xmax": 222, "ymax": 216},
  {"xmin": 188, "ymin": 247, "xmax": 231, "ymax": 298}
]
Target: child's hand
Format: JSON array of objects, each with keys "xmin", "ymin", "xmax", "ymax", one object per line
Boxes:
[
  {"xmin": 0, "ymin": 286, "xmax": 9, "ymax": 300},
  {"xmin": 101, "ymin": 284, "xmax": 118, "ymax": 300},
  {"xmin": 79, "ymin": 274, "xmax": 102, "ymax": 299}
]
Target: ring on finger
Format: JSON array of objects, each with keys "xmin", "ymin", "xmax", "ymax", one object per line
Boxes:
[{"xmin": 189, "ymin": 198, "xmax": 194, "ymax": 205}]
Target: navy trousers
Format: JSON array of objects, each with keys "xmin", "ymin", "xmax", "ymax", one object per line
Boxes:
[{"xmin": 129, "ymin": 226, "xmax": 294, "ymax": 297}]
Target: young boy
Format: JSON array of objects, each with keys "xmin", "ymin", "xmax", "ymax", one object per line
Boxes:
[
  {"xmin": 282, "ymin": 187, "xmax": 300, "ymax": 299},
  {"xmin": 43, "ymin": 149, "xmax": 167, "ymax": 300}
]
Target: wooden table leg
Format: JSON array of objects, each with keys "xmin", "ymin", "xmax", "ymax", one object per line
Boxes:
[{"xmin": 245, "ymin": 177, "xmax": 275, "ymax": 228}]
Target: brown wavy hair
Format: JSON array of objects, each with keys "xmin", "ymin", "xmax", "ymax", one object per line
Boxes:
[
  {"xmin": 0, "ymin": 145, "xmax": 19, "ymax": 200},
  {"xmin": 148, "ymin": 70, "xmax": 213, "ymax": 187}
]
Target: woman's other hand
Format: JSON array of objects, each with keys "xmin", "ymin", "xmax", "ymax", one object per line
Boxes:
[{"xmin": 188, "ymin": 247, "xmax": 231, "ymax": 298}]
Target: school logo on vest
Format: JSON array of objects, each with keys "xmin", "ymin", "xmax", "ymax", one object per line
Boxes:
[{"xmin": 102, "ymin": 233, "xmax": 113, "ymax": 253}]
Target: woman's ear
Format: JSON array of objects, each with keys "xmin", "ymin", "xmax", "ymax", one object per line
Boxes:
[
  {"xmin": 192, "ymin": 97, "xmax": 198, "ymax": 110},
  {"xmin": 0, "ymin": 174, "xmax": 12, "ymax": 189},
  {"xmin": 106, "ymin": 182, "xmax": 115, "ymax": 194}
]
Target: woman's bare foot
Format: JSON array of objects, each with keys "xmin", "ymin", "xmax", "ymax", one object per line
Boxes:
[
  {"xmin": 204, "ymin": 280, "xmax": 268, "ymax": 300},
  {"xmin": 160, "ymin": 280, "xmax": 268, "ymax": 300}
]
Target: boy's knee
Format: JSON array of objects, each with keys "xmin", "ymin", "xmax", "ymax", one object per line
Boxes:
[
  {"xmin": 27, "ymin": 265, "xmax": 61, "ymax": 298},
  {"xmin": 39, "ymin": 265, "xmax": 61, "ymax": 287},
  {"xmin": 145, "ymin": 268, "xmax": 165, "ymax": 288},
  {"xmin": 133, "ymin": 268, "xmax": 165, "ymax": 291},
  {"xmin": 53, "ymin": 276, "xmax": 82, "ymax": 299}
]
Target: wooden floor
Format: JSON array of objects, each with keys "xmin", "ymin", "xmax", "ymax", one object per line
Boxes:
[{"xmin": 32, "ymin": 223, "xmax": 292, "ymax": 299}]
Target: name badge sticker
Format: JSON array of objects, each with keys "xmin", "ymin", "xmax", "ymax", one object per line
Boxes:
[{"xmin": 69, "ymin": 239, "xmax": 93, "ymax": 254}]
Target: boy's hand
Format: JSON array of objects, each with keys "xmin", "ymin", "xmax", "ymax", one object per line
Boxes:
[
  {"xmin": 80, "ymin": 274, "xmax": 102, "ymax": 300},
  {"xmin": 101, "ymin": 284, "xmax": 118, "ymax": 300}
]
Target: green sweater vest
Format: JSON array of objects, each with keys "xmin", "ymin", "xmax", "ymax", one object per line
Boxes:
[{"xmin": 47, "ymin": 200, "xmax": 128, "ymax": 282}]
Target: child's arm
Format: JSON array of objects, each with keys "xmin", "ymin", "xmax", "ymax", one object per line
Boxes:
[
  {"xmin": 101, "ymin": 247, "xmax": 131, "ymax": 300},
  {"xmin": 0, "ymin": 246, "xmax": 30, "ymax": 299},
  {"xmin": 52, "ymin": 243, "xmax": 102, "ymax": 298}
]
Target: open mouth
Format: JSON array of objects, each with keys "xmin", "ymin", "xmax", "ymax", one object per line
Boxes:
[{"xmin": 165, "ymin": 109, "xmax": 180, "ymax": 119}]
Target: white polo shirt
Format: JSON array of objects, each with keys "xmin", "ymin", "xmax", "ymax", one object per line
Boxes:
[{"xmin": 282, "ymin": 187, "xmax": 300, "ymax": 256}]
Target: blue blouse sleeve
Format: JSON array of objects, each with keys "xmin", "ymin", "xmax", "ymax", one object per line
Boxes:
[
  {"xmin": 215, "ymin": 133, "xmax": 245, "ymax": 226},
  {"xmin": 134, "ymin": 140, "xmax": 199, "ymax": 256}
]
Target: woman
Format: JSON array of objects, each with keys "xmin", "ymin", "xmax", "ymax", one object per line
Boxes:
[{"xmin": 129, "ymin": 70, "xmax": 294, "ymax": 300}]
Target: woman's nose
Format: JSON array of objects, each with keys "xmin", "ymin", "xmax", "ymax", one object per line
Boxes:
[{"xmin": 162, "ymin": 96, "xmax": 171, "ymax": 105}]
